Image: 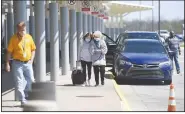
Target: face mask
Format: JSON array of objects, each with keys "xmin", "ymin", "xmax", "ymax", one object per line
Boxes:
[
  {"xmin": 85, "ymin": 38, "xmax": 91, "ymax": 42},
  {"xmin": 94, "ymin": 38, "xmax": 100, "ymax": 41}
]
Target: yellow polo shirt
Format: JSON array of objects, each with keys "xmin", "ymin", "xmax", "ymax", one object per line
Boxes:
[{"xmin": 7, "ymin": 34, "xmax": 36, "ymax": 61}]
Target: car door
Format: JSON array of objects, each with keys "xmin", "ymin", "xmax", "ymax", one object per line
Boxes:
[{"xmin": 102, "ymin": 33, "xmax": 118, "ymax": 66}]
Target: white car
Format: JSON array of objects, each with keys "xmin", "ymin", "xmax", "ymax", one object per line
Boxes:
[{"xmin": 159, "ymin": 30, "xmax": 170, "ymax": 39}]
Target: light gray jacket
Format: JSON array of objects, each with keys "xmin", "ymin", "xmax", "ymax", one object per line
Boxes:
[
  {"xmin": 79, "ymin": 40, "xmax": 92, "ymax": 62},
  {"xmin": 89, "ymin": 39, "xmax": 108, "ymax": 66}
]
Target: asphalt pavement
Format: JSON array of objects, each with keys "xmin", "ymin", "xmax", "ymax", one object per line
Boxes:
[{"xmin": 117, "ymin": 48, "xmax": 184, "ymax": 111}]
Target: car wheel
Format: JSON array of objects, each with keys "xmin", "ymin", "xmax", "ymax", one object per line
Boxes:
[
  {"xmin": 164, "ymin": 80, "xmax": 172, "ymax": 85},
  {"xmin": 114, "ymin": 76, "xmax": 122, "ymax": 84}
]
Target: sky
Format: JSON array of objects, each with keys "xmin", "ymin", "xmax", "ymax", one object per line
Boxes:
[{"xmin": 118, "ymin": 1, "xmax": 184, "ymax": 21}]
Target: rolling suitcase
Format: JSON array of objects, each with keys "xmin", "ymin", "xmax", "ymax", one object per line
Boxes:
[{"xmin": 71, "ymin": 61, "xmax": 84, "ymax": 85}]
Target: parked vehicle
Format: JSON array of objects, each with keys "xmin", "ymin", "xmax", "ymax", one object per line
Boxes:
[
  {"xmin": 159, "ymin": 30, "xmax": 170, "ymax": 39},
  {"xmin": 112, "ymin": 39, "xmax": 173, "ymax": 84},
  {"xmin": 102, "ymin": 31, "xmax": 166, "ymax": 66}
]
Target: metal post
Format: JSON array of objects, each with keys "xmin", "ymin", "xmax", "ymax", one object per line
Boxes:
[
  {"xmin": 13, "ymin": 0, "xmax": 27, "ymax": 101},
  {"xmin": 152, "ymin": 0, "xmax": 154, "ymax": 31},
  {"xmin": 76, "ymin": 11, "xmax": 83, "ymax": 60},
  {"xmin": 49, "ymin": 3, "xmax": 59, "ymax": 81},
  {"xmin": 13, "ymin": 1, "xmax": 27, "ymax": 32},
  {"xmin": 97, "ymin": 17, "xmax": 99, "ymax": 31},
  {"xmin": 46, "ymin": 1, "xmax": 50, "ymax": 43},
  {"xmin": 69, "ymin": 9, "xmax": 77, "ymax": 70},
  {"xmin": 83, "ymin": 13, "xmax": 88, "ymax": 36},
  {"xmin": 29, "ymin": 0, "xmax": 35, "ymax": 41},
  {"xmin": 7, "ymin": 13, "xmax": 14, "ymax": 43},
  {"xmin": 35, "ymin": 1, "xmax": 46, "ymax": 82},
  {"xmin": 4, "ymin": 19, "xmax": 8, "ymax": 48},
  {"xmin": 88, "ymin": 14, "xmax": 92, "ymax": 33},
  {"xmin": 158, "ymin": 0, "xmax": 160, "ymax": 35},
  {"xmin": 92, "ymin": 15, "xmax": 95, "ymax": 32},
  {"xmin": 139, "ymin": 0, "xmax": 142, "ymax": 28},
  {"xmin": 60, "ymin": 6, "xmax": 69, "ymax": 75}
]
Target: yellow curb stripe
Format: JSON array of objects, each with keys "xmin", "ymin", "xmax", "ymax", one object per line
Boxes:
[{"xmin": 106, "ymin": 71, "xmax": 132, "ymax": 111}]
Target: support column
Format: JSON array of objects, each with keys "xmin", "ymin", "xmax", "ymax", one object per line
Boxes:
[
  {"xmin": 45, "ymin": 1, "xmax": 50, "ymax": 43},
  {"xmin": 97, "ymin": 17, "xmax": 100, "ymax": 31},
  {"xmin": 29, "ymin": 0, "xmax": 35, "ymax": 41},
  {"xmin": 13, "ymin": 1, "xmax": 27, "ymax": 32},
  {"xmin": 83, "ymin": 13, "xmax": 88, "ymax": 36},
  {"xmin": 60, "ymin": 6, "xmax": 69, "ymax": 75},
  {"xmin": 4, "ymin": 19, "xmax": 8, "ymax": 48},
  {"xmin": 88, "ymin": 14, "xmax": 92, "ymax": 33},
  {"xmin": 49, "ymin": 3, "xmax": 59, "ymax": 81},
  {"xmin": 92, "ymin": 15, "xmax": 96, "ymax": 32},
  {"xmin": 69, "ymin": 9, "xmax": 77, "ymax": 70},
  {"xmin": 111, "ymin": 28, "xmax": 115, "ymax": 41},
  {"xmin": 13, "ymin": 0, "xmax": 27, "ymax": 101},
  {"xmin": 76, "ymin": 12, "xmax": 83, "ymax": 60},
  {"xmin": 7, "ymin": 1, "xmax": 14, "ymax": 43},
  {"xmin": 35, "ymin": 1, "xmax": 46, "ymax": 82}
]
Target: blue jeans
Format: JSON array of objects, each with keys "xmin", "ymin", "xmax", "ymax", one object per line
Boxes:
[
  {"xmin": 169, "ymin": 51, "xmax": 180, "ymax": 72},
  {"xmin": 12, "ymin": 60, "xmax": 34, "ymax": 103}
]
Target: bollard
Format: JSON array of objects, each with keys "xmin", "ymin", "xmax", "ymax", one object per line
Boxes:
[
  {"xmin": 27, "ymin": 81, "xmax": 56, "ymax": 101},
  {"xmin": 23, "ymin": 100, "xmax": 58, "ymax": 111}
]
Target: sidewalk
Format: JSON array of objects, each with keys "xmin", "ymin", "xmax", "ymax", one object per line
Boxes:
[{"xmin": 1, "ymin": 69, "xmax": 123, "ymax": 111}]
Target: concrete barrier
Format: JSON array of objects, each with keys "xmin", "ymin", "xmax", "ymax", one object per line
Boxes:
[{"xmin": 23, "ymin": 100, "xmax": 58, "ymax": 111}]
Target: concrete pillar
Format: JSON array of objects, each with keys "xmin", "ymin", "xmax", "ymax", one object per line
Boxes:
[
  {"xmin": 49, "ymin": 3, "xmax": 59, "ymax": 81},
  {"xmin": 4, "ymin": 19, "xmax": 8, "ymax": 48},
  {"xmin": 92, "ymin": 15, "xmax": 96, "ymax": 32},
  {"xmin": 88, "ymin": 14, "xmax": 92, "ymax": 33},
  {"xmin": 29, "ymin": 0, "xmax": 35, "ymax": 41},
  {"xmin": 111, "ymin": 28, "xmax": 115, "ymax": 41},
  {"xmin": 105, "ymin": 28, "xmax": 109, "ymax": 36},
  {"xmin": 13, "ymin": 0, "xmax": 27, "ymax": 101},
  {"xmin": 97, "ymin": 17, "xmax": 100, "ymax": 31},
  {"xmin": 83, "ymin": 13, "xmax": 88, "ymax": 36},
  {"xmin": 101, "ymin": 19, "xmax": 103, "ymax": 32},
  {"xmin": 45, "ymin": 1, "xmax": 50, "ymax": 43},
  {"xmin": 7, "ymin": 13, "xmax": 14, "ymax": 43},
  {"xmin": 69, "ymin": 9, "xmax": 77, "ymax": 70},
  {"xmin": 60, "ymin": 6, "xmax": 69, "ymax": 75},
  {"xmin": 13, "ymin": 1, "xmax": 27, "ymax": 32},
  {"xmin": 76, "ymin": 12, "xmax": 83, "ymax": 60},
  {"xmin": 35, "ymin": 1, "xmax": 46, "ymax": 82}
]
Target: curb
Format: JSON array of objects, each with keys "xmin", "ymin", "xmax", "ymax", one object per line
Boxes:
[{"xmin": 105, "ymin": 71, "xmax": 132, "ymax": 111}]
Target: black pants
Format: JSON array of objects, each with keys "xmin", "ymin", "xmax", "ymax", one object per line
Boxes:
[
  {"xmin": 81, "ymin": 60, "xmax": 92, "ymax": 82},
  {"xmin": 93, "ymin": 65, "xmax": 105, "ymax": 84}
]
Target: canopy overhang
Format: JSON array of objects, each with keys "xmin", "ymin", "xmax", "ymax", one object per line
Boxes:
[{"xmin": 103, "ymin": 1, "xmax": 154, "ymax": 16}]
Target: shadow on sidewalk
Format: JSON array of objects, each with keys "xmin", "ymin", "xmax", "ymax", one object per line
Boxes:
[{"xmin": 1, "ymin": 71, "xmax": 15, "ymax": 94}]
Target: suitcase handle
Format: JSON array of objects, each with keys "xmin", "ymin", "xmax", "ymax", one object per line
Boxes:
[{"xmin": 76, "ymin": 61, "xmax": 82, "ymax": 70}]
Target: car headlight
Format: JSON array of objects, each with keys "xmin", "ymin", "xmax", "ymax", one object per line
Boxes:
[
  {"xmin": 159, "ymin": 61, "xmax": 171, "ymax": 66},
  {"xmin": 120, "ymin": 60, "xmax": 132, "ymax": 65}
]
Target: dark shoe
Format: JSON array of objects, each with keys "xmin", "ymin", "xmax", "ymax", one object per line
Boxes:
[
  {"xmin": 25, "ymin": 97, "xmax": 28, "ymax": 100},
  {"xmin": 94, "ymin": 84, "xmax": 99, "ymax": 87},
  {"xmin": 101, "ymin": 82, "xmax": 104, "ymax": 85},
  {"xmin": 177, "ymin": 70, "xmax": 180, "ymax": 74},
  {"xmin": 21, "ymin": 101, "xmax": 27, "ymax": 107}
]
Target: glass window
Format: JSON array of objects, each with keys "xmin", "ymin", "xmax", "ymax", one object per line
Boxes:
[
  {"xmin": 126, "ymin": 33, "xmax": 159, "ymax": 40},
  {"xmin": 123, "ymin": 41, "xmax": 166, "ymax": 54}
]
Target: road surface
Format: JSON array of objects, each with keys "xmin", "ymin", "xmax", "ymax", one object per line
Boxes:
[{"xmin": 117, "ymin": 48, "xmax": 184, "ymax": 111}]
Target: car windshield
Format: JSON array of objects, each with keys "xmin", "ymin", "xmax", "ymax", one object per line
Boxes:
[
  {"xmin": 123, "ymin": 41, "xmax": 167, "ymax": 54},
  {"xmin": 126, "ymin": 33, "xmax": 159, "ymax": 40}
]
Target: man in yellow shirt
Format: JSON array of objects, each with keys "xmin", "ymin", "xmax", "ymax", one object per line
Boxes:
[{"xmin": 5, "ymin": 21, "xmax": 36, "ymax": 106}]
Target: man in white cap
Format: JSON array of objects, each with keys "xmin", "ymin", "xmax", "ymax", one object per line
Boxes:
[{"xmin": 90, "ymin": 31, "xmax": 108, "ymax": 86}]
